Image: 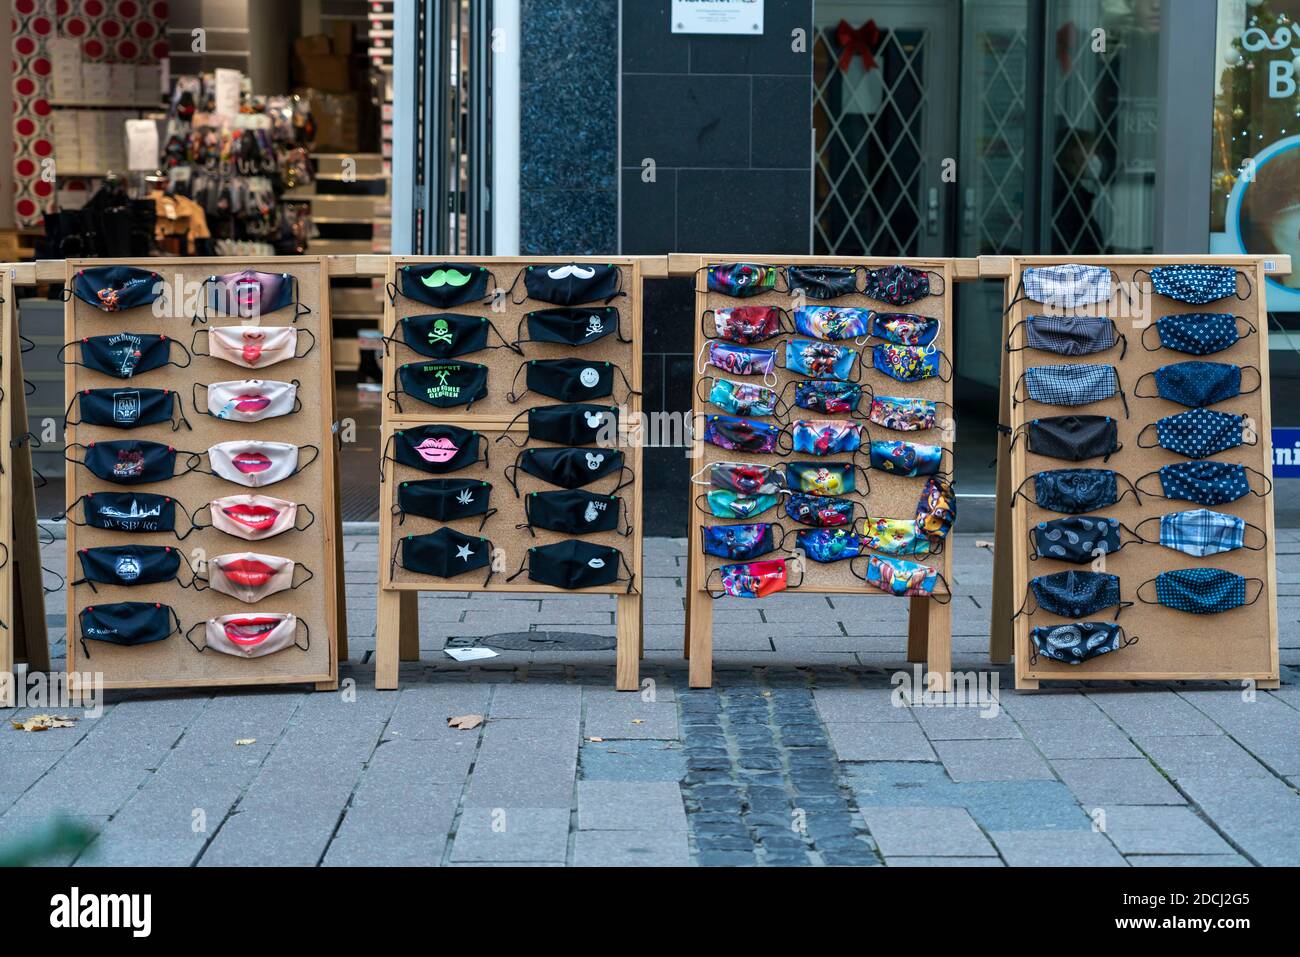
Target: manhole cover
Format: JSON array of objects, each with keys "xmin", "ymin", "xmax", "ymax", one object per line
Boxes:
[{"xmin": 445, "ymin": 632, "xmax": 616, "ymax": 651}]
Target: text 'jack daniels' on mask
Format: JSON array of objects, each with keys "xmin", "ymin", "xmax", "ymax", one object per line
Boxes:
[
  {"xmin": 58, "ymin": 491, "xmax": 192, "ymax": 537},
  {"xmin": 508, "ymin": 539, "xmax": 637, "ymax": 592},
  {"xmin": 78, "ymin": 601, "xmax": 182, "ymax": 658},
  {"xmin": 381, "ymin": 424, "xmax": 488, "ymax": 479},
  {"xmin": 193, "ymin": 379, "xmax": 301, "ymax": 423},
  {"xmin": 59, "ymin": 332, "xmax": 192, "ymax": 378},
  {"xmin": 68, "ymin": 265, "xmax": 164, "ymax": 313},
  {"xmin": 390, "ymin": 359, "xmax": 488, "ymax": 412},
  {"xmin": 192, "ymin": 325, "xmax": 316, "ymax": 369},
  {"xmin": 186, "ymin": 613, "xmax": 310, "ymax": 659},
  {"xmin": 65, "ymin": 440, "xmax": 199, "ymax": 485},
  {"xmin": 64, "ymin": 388, "xmax": 190, "ymax": 431},
  {"xmin": 507, "ymin": 358, "xmax": 636, "ymax": 405},
  {"xmin": 71, "ymin": 544, "xmax": 191, "ymax": 592}
]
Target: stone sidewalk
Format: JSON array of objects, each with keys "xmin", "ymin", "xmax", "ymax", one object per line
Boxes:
[{"xmin": 2, "ymin": 530, "xmax": 1299, "ymax": 866}]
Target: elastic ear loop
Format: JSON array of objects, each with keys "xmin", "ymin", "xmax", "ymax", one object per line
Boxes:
[
  {"xmin": 1247, "ymin": 466, "xmax": 1273, "ymax": 497},
  {"xmin": 1139, "ymin": 321, "xmax": 1161, "ymax": 352},
  {"xmin": 168, "ymin": 337, "xmax": 193, "ymax": 368},
  {"xmin": 1011, "ymin": 584, "xmax": 1038, "ymax": 621},
  {"xmin": 292, "ymin": 444, "xmax": 322, "ymax": 477},
  {"xmin": 192, "ymin": 276, "xmax": 212, "ymax": 325},
  {"xmin": 185, "ymin": 621, "xmax": 206, "ymax": 653},
  {"xmin": 1237, "ymin": 270, "xmax": 1253, "ymax": 301},
  {"xmin": 18, "ymin": 333, "xmax": 35, "ymax": 353},
  {"xmin": 1243, "ymin": 520, "xmax": 1268, "ymax": 551},
  {"xmin": 505, "ymin": 449, "xmax": 527, "ymax": 497},
  {"xmin": 497, "ymin": 407, "xmax": 532, "ymax": 447},
  {"xmin": 926, "ymin": 269, "xmax": 946, "ymax": 297},
  {"xmin": 507, "ymin": 265, "xmax": 529, "ymax": 305},
  {"xmin": 1112, "ymin": 322, "xmax": 1128, "ymax": 359},
  {"xmin": 385, "ymin": 281, "xmax": 398, "ymax": 306},
  {"xmin": 1239, "ymin": 315, "xmax": 1258, "ymax": 341},
  {"xmin": 379, "ymin": 433, "xmax": 396, "ymax": 482},
  {"xmin": 506, "ymin": 360, "xmax": 529, "ymax": 404},
  {"xmin": 619, "ymin": 551, "xmax": 637, "ymax": 594},
  {"xmin": 292, "ymin": 562, "xmax": 315, "ymax": 590},
  {"xmin": 613, "ymin": 363, "xmax": 641, "ymax": 401},
  {"xmin": 1001, "ymin": 276, "xmax": 1027, "ymax": 315},
  {"xmin": 292, "ymin": 275, "xmax": 312, "ymax": 322},
  {"xmin": 1239, "ymin": 365, "xmax": 1262, "ymax": 396}
]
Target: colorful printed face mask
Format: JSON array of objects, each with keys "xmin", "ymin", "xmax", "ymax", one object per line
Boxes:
[
  {"xmin": 915, "ymin": 475, "xmax": 957, "ymax": 543},
  {"xmin": 205, "ymin": 441, "xmax": 318, "ymax": 488},
  {"xmin": 395, "ymin": 479, "xmax": 494, "ymax": 527},
  {"xmin": 202, "ymin": 552, "xmax": 310, "ymax": 604},
  {"xmin": 394, "ymin": 360, "xmax": 489, "ymax": 411},
  {"xmin": 1138, "ymin": 568, "xmax": 1262, "ymax": 615},
  {"xmin": 391, "ymin": 314, "xmax": 510, "ymax": 360},
  {"xmin": 196, "ymin": 379, "xmax": 300, "ymax": 422},
  {"xmin": 385, "ymin": 424, "xmax": 484, "ymax": 475},
  {"xmin": 61, "ymin": 492, "xmax": 185, "ymax": 536},
  {"xmin": 872, "ymin": 344, "xmax": 946, "ymax": 382},
  {"xmin": 1143, "ymin": 313, "xmax": 1253, "ymax": 356},
  {"xmin": 78, "ymin": 601, "xmax": 180, "ymax": 657},
  {"xmin": 61, "ymin": 333, "xmax": 191, "ymax": 378},
  {"xmin": 691, "ymin": 461, "xmax": 783, "ymax": 496},
  {"xmin": 394, "ymin": 528, "xmax": 495, "ymax": 582},
  {"xmin": 517, "ymin": 306, "xmax": 624, "ymax": 347},
  {"xmin": 785, "ymin": 264, "xmax": 859, "ymax": 300},
  {"xmin": 703, "ymin": 306, "xmax": 786, "ymax": 344},
  {"xmin": 1018, "ymin": 364, "xmax": 1122, "ymax": 408},
  {"xmin": 502, "ymin": 403, "xmax": 618, "ymax": 447},
  {"xmin": 522, "ymin": 490, "xmax": 624, "ymax": 536},
  {"xmin": 793, "ymin": 306, "xmax": 870, "ymax": 341},
  {"xmin": 204, "ymin": 494, "xmax": 314, "ymax": 541},
  {"xmin": 1021, "ymin": 570, "xmax": 1125, "ymax": 620},
  {"xmin": 70, "ymin": 266, "xmax": 162, "ymax": 312},
  {"xmin": 698, "ymin": 488, "xmax": 781, "ymax": 519},
  {"xmin": 1030, "ymin": 516, "xmax": 1125, "ymax": 563},
  {"xmin": 1030, "ymin": 622, "xmax": 1134, "ymax": 665},
  {"xmin": 66, "ymin": 388, "xmax": 186, "ymax": 431},
  {"xmin": 785, "ymin": 493, "xmax": 857, "ymax": 527},
  {"xmin": 708, "ymin": 558, "xmax": 798, "ymax": 598},
  {"xmin": 859, "ymin": 518, "xmax": 934, "ymax": 557},
  {"xmin": 508, "ymin": 540, "xmax": 634, "ymax": 592},
  {"xmin": 1012, "ymin": 415, "xmax": 1120, "ymax": 462},
  {"xmin": 782, "ymin": 462, "xmax": 863, "ymax": 497},
  {"xmin": 868, "ymin": 440, "xmax": 944, "ymax": 477},
  {"xmin": 1014, "ymin": 468, "xmax": 1137, "ymax": 514},
  {"xmin": 1135, "ymin": 508, "xmax": 1264, "ymax": 559},
  {"xmin": 702, "ymin": 414, "xmax": 781, "ymax": 453},
  {"xmin": 869, "ymin": 395, "xmax": 937, "ymax": 432},
  {"xmin": 519, "ymin": 263, "xmax": 623, "ymax": 306},
  {"xmin": 784, "ymin": 339, "xmax": 858, "ymax": 380},
  {"xmin": 1137, "ymin": 461, "xmax": 1266, "ymax": 507},
  {"xmin": 700, "ymin": 377, "xmax": 779, "ymax": 418},
  {"xmin": 508, "ymin": 447, "xmax": 629, "ymax": 494},
  {"xmin": 1016, "ymin": 264, "xmax": 1113, "ymax": 308},
  {"xmin": 704, "ymin": 263, "xmax": 779, "ymax": 298},
  {"xmin": 196, "ymin": 325, "xmax": 314, "ymax": 368},
  {"xmin": 1135, "ymin": 361, "xmax": 1257, "ymax": 409},
  {"xmin": 1008, "ymin": 316, "xmax": 1123, "ymax": 357},
  {"xmin": 394, "ymin": 263, "xmax": 492, "ymax": 308},
  {"xmin": 73, "ymin": 544, "xmax": 184, "ymax": 590},
  {"xmin": 700, "ymin": 341, "xmax": 778, "ymax": 381},
  {"xmin": 786, "ymin": 380, "xmax": 864, "ymax": 416},
  {"xmin": 1138, "ymin": 265, "xmax": 1248, "ymax": 305},
  {"xmin": 66, "ymin": 440, "xmax": 196, "ymax": 485},
  {"xmin": 1138, "ymin": 408, "xmax": 1250, "ymax": 459},
  {"xmin": 788, "ymin": 420, "xmax": 862, "ymax": 456},
  {"xmin": 509, "ymin": 358, "xmax": 631, "ymax": 404},
  {"xmin": 870, "ymin": 313, "xmax": 940, "ymax": 347},
  {"xmin": 702, "ymin": 522, "xmax": 780, "ymax": 561},
  {"xmin": 795, "ymin": 528, "xmax": 864, "ymax": 563},
  {"xmin": 852, "ymin": 553, "xmax": 949, "ymax": 600},
  {"xmin": 862, "ymin": 265, "xmax": 938, "ymax": 306},
  {"xmin": 188, "ymin": 613, "xmax": 309, "ymax": 658},
  {"xmin": 205, "ymin": 270, "xmax": 300, "ymax": 319}
]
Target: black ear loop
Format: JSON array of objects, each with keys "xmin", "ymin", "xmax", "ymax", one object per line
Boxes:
[
  {"xmin": 291, "ymin": 275, "xmax": 312, "ymax": 322},
  {"xmin": 1236, "ymin": 270, "xmax": 1253, "ymax": 301},
  {"xmin": 1027, "ymin": 626, "xmax": 1138, "ymax": 666}
]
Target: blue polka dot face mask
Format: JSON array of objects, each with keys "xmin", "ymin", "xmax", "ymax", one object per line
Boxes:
[
  {"xmin": 1134, "ymin": 361, "xmax": 1259, "ymax": 408},
  {"xmin": 1136, "ymin": 460, "xmax": 1271, "ymax": 507},
  {"xmin": 1138, "ymin": 265, "xmax": 1250, "ymax": 305},
  {"xmin": 1137, "ymin": 567, "xmax": 1263, "ymax": 615},
  {"xmin": 1017, "ymin": 570, "xmax": 1129, "ymax": 621},
  {"xmin": 1136, "ymin": 408, "xmax": 1253, "ymax": 460},
  {"xmin": 1141, "ymin": 312, "xmax": 1254, "ymax": 355},
  {"xmin": 1030, "ymin": 622, "xmax": 1136, "ymax": 665}
]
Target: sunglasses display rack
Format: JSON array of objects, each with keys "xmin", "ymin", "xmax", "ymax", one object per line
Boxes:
[
  {"xmin": 0, "ymin": 266, "xmax": 51, "ymax": 706},
  {"xmin": 375, "ymin": 257, "xmax": 648, "ymax": 692},
  {"xmin": 62, "ymin": 257, "xmax": 344, "ymax": 693},
  {"xmin": 986, "ymin": 255, "xmax": 1286, "ymax": 689},
  {"xmin": 680, "ymin": 255, "xmax": 970, "ymax": 691}
]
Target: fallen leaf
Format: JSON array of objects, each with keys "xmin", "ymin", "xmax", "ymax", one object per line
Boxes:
[
  {"xmin": 631, "ymin": 719, "xmax": 644, "ymax": 725},
  {"xmin": 586, "ymin": 736, "xmax": 604, "ymax": 743},
  {"xmin": 12, "ymin": 714, "xmax": 77, "ymax": 732},
  {"xmin": 447, "ymin": 714, "xmax": 484, "ymax": 730},
  {"xmin": 235, "ymin": 738, "xmax": 256, "ymax": 746}
]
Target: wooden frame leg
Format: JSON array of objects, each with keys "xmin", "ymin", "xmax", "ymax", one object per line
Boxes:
[
  {"xmin": 687, "ymin": 588, "xmax": 713, "ymax": 688},
  {"xmin": 906, "ymin": 596, "xmax": 928, "ymax": 663},
  {"xmin": 398, "ymin": 590, "xmax": 419, "ymax": 662},
  {"xmin": 375, "ymin": 588, "xmax": 406, "ymax": 690},
  {"xmin": 925, "ymin": 596, "xmax": 952, "ymax": 692},
  {"xmin": 683, "ymin": 550, "xmax": 693, "ymax": 659},
  {"xmin": 616, "ymin": 592, "xmax": 641, "ymax": 691}
]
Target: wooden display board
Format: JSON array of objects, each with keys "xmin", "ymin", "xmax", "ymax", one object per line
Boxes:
[
  {"xmin": 62, "ymin": 257, "xmax": 343, "ymax": 692},
  {"xmin": 986, "ymin": 254, "xmax": 1287, "ymax": 688},
  {"xmin": 374, "ymin": 256, "xmax": 649, "ymax": 691},
  {"xmin": 678, "ymin": 255, "xmax": 976, "ymax": 690}
]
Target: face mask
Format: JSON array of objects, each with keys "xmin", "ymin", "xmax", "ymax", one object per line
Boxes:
[
  {"xmin": 61, "ymin": 492, "xmax": 185, "ymax": 536},
  {"xmin": 394, "ymin": 528, "xmax": 494, "ymax": 581},
  {"xmin": 518, "ymin": 263, "xmax": 623, "ymax": 306},
  {"xmin": 915, "ymin": 475, "xmax": 957, "ymax": 543},
  {"xmin": 691, "ymin": 461, "xmax": 783, "ymax": 496},
  {"xmin": 1138, "ymin": 408, "xmax": 1249, "ymax": 459},
  {"xmin": 868, "ymin": 440, "xmax": 944, "ymax": 477},
  {"xmin": 393, "ymin": 263, "xmax": 492, "ymax": 308},
  {"xmin": 852, "ymin": 553, "xmax": 950, "ymax": 600},
  {"xmin": 703, "ymin": 263, "xmax": 779, "ymax": 298},
  {"xmin": 391, "ymin": 314, "xmax": 509, "ymax": 360},
  {"xmin": 700, "ymin": 341, "xmax": 778, "ymax": 382},
  {"xmin": 67, "ymin": 440, "xmax": 196, "ymax": 485},
  {"xmin": 385, "ymin": 424, "xmax": 485, "ymax": 475},
  {"xmin": 196, "ymin": 379, "xmax": 300, "ymax": 422},
  {"xmin": 1017, "ymin": 264, "xmax": 1112, "ymax": 308},
  {"xmin": 782, "ymin": 462, "xmax": 863, "ymax": 497},
  {"xmin": 61, "ymin": 332, "xmax": 191, "ymax": 378},
  {"xmin": 200, "ymin": 552, "xmax": 310, "ymax": 603},
  {"xmin": 703, "ymin": 415, "xmax": 780, "ymax": 454},
  {"xmin": 66, "ymin": 388, "xmax": 186, "ymax": 431},
  {"xmin": 1135, "ymin": 361, "xmax": 1257, "ymax": 408},
  {"xmin": 508, "ymin": 540, "xmax": 634, "ymax": 591},
  {"xmin": 700, "ymin": 378, "xmax": 779, "ymax": 418},
  {"xmin": 872, "ymin": 344, "xmax": 947, "ymax": 382},
  {"xmin": 1030, "ymin": 516, "xmax": 1126, "ymax": 563},
  {"xmin": 697, "ymin": 488, "xmax": 781, "ymax": 519},
  {"xmin": 206, "ymin": 441, "xmax": 318, "ymax": 488},
  {"xmin": 1137, "ymin": 461, "xmax": 1267, "ymax": 507},
  {"xmin": 862, "ymin": 265, "xmax": 939, "ymax": 306},
  {"xmin": 1144, "ymin": 312, "xmax": 1253, "ymax": 356},
  {"xmin": 870, "ymin": 313, "xmax": 940, "ymax": 347},
  {"xmin": 784, "ymin": 339, "xmax": 858, "ymax": 380},
  {"xmin": 1138, "ymin": 567, "xmax": 1262, "ymax": 615},
  {"xmin": 708, "ymin": 558, "xmax": 799, "ymax": 598},
  {"xmin": 523, "ymin": 490, "xmax": 625, "ymax": 536},
  {"xmin": 785, "ymin": 493, "xmax": 857, "ymax": 528},
  {"xmin": 869, "ymin": 395, "xmax": 937, "ymax": 432},
  {"xmin": 860, "ymin": 518, "xmax": 933, "ymax": 557},
  {"xmin": 1030, "ymin": 622, "xmax": 1135, "ymax": 665},
  {"xmin": 702, "ymin": 306, "xmax": 785, "ymax": 344},
  {"xmin": 1014, "ymin": 468, "xmax": 1136, "ymax": 514},
  {"xmin": 78, "ymin": 601, "xmax": 181, "ymax": 657},
  {"xmin": 1020, "ymin": 570, "xmax": 1125, "ymax": 620},
  {"xmin": 795, "ymin": 528, "xmax": 863, "ymax": 563},
  {"xmin": 70, "ymin": 266, "xmax": 162, "ymax": 312},
  {"xmin": 1138, "ymin": 265, "xmax": 1247, "ymax": 305},
  {"xmin": 786, "ymin": 380, "xmax": 864, "ymax": 416},
  {"xmin": 74, "ymin": 545, "xmax": 183, "ymax": 591},
  {"xmin": 787, "ymin": 420, "xmax": 862, "ymax": 456},
  {"xmin": 785, "ymin": 265, "xmax": 858, "ymax": 300},
  {"xmin": 502, "ymin": 404, "xmax": 618, "ymax": 447},
  {"xmin": 396, "ymin": 479, "xmax": 494, "ymax": 527},
  {"xmin": 517, "ymin": 307, "xmax": 624, "ymax": 347},
  {"xmin": 794, "ymin": 306, "xmax": 869, "ymax": 341},
  {"xmin": 509, "ymin": 358, "xmax": 630, "ymax": 404},
  {"xmin": 393, "ymin": 360, "xmax": 488, "ymax": 411},
  {"xmin": 205, "ymin": 494, "xmax": 314, "ymax": 541},
  {"xmin": 1011, "ymin": 415, "xmax": 1120, "ymax": 462},
  {"xmin": 205, "ymin": 270, "xmax": 300, "ymax": 319},
  {"xmin": 189, "ymin": 613, "xmax": 308, "ymax": 658},
  {"xmin": 196, "ymin": 325, "xmax": 313, "ymax": 368},
  {"xmin": 702, "ymin": 522, "xmax": 780, "ymax": 561},
  {"xmin": 1018, "ymin": 363, "xmax": 1122, "ymax": 409},
  {"xmin": 1135, "ymin": 508, "xmax": 1264, "ymax": 559},
  {"xmin": 508, "ymin": 447, "xmax": 628, "ymax": 494},
  {"xmin": 1008, "ymin": 316, "xmax": 1123, "ymax": 357}
]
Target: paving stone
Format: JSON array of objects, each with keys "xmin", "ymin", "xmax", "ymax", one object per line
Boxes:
[
  {"xmin": 1126, "ymin": 854, "xmax": 1250, "ymax": 867},
  {"xmin": 932, "ymin": 739, "xmax": 1054, "ymax": 783},
  {"xmin": 449, "ymin": 808, "xmax": 570, "ymax": 863},
  {"xmin": 1137, "ymin": 735, "xmax": 1274, "ymax": 782},
  {"xmin": 990, "ymin": 830, "xmax": 1127, "ymax": 867},
  {"xmin": 860, "ymin": 806, "xmax": 997, "ymax": 858},
  {"xmin": 825, "ymin": 722, "xmax": 937, "ymax": 762},
  {"xmin": 910, "ymin": 707, "xmax": 1023, "ymax": 741},
  {"xmin": 1095, "ymin": 805, "xmax": 1235, "ymax": 856},
  {"xmin": 887, "ymin": 856, "xmax": 1004, "ymax": 866},
  {"xmin": 574, "ymin": 829, "xmax": 691, "ymax": 867},
  {"xmin": 579, "ymin": 740, "xmax": 686, "ymax": 782},
  {"xmin": 1088, "ymin": 691, "xmax": 1224, "ymax": 738},
  {"xmin": 1018, "ymin": 719, "xmax": 1139, "ymax": 759},
  {"xmin": 577, "ymin": 781, "xmax": 686, "ymax": 831},
  {"xmin": 1052, "ymin": 758, "xmax": 1185, "ymax": 807}
]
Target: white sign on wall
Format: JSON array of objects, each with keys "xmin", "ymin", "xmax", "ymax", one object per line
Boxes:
[{"xmin": 671, "ymin": 0, "xmax": 764, "ymax": 35}]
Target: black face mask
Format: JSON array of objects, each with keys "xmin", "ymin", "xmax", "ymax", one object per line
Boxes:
[
  {"xmin": 508, "ymin": 539, "xmax": 634, "ymax": 591},
  {"xmin": 1013, "ymin": 468, "xmax": 1138, "ymax": 514},
  {"xmin": 70, "ymin": 265, "xmax": 162, "ymax": 312},
  {"xmin": 516, "ymin": 307, "xmax": 626, "ymax": 347},
  {"xmin": 60, "ymin": 333, "xmax": 191, "ymax": 378},
  {"xmin": 390, "ymin": 313, "xmax": 514, "ymax": 359},
  {"xmin": 392, "ymin": 263, "xmax": 493, "ymax": 308},
  {"xmin": 1030, "ymin": 516, "xmax": 1128, "ymax": 563},
  {"xmin": 73, "ymin": 544, "xmax": 185, "ymax": 592},
  {"xmin": 785, "ymin": 265, "xmax": 859, "ymax": 300},
  {"xmin": 521, "ymin": 490, "xmax": 626, "ymax": 536},
  {"xmin": 384, "ymin": 424, "xmax": 485, "ymax": 477},
  {"xmin": 392, "ymin": 527, "xmax": 494, "ymax": 584},
  {"xmin": 66, "ymin": 388, "xmax": 188, "ymax": 431},
  {"xmin": 67, "ymin": 440, "xmax": 197, "ymax": 485},
  {"xmin": 1012, "ymin": 415, "xmax": 1120, "ymax": 462},
  {"xmin": 507, "ymin": 447, "xmax": 629, "ymax": 495},
  {"xmin": 515, "ymin": 263, "xmax": 623, "ymax": 306},
  {"xmin": 78, "ymin": 601, "xmax": 181, "ymax": 658},
  {"xmin": 509, "ymin": 358, "xmax": 633, "ymax": 404},
  {"xmin": 500, "ymin": 403, "xmax": 619, "ymax": 447},
  {"xmin": 392, "ymin": 360, "xmax": 489, "ymax": 412},
  {"xmin": 394, "ymin": 479, "xmax": 495, "ymax": 528},
  {"xmin": 1019, "ymin": 570, "xmax": 1129, "ymax": 620},
  {"xmin": 60, "ymin": 492, "xmax": 187, "ymax": 536}
]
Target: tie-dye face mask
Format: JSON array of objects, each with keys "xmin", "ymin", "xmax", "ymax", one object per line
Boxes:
[
  {"xmin": 787, "ymin": 420, "xmax": 863, "ymax": 456},
  {"xmin": 867, "ymin": 440, "xmax": 945, "ymax": 477},
  {"xmin": 869, "ymin": 395, "xmax": 938, "ymax": 432},
  {"xmin": 784, "ymin": 339, "xmax": 859, "ymax": 380},
  {"xmin": 793, "ymin": 307, "xmax": 870, "ymax": 342}
]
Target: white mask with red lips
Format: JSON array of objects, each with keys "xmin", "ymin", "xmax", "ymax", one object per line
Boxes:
[{"xmin": 207, "ymin": 441, "xmax": 301, "ymax": 488}]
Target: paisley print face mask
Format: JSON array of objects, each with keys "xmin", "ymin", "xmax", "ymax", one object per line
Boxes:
[{"xmin": 1030, "ymin": 622, "xmax": 1136, "ymax": 665}]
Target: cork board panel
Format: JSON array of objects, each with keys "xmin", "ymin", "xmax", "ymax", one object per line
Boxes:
[
  {"xmin": 382, "ymin": 258, "xmax": 640, "ymax": 420},
  {"xmin": 690, "ymin": 257, "xmax": 955, "ymax": 596},
  {"xmin": 0, "ymin": 271, "xmax": 13, "ymax": 696},
  {"xmin": 1007, "ymin": 256, "xmax": 1279, "ymax": 683},
  {"xmin": 62, "ymin": 257, "xmax": 339, "ymax": 690}
]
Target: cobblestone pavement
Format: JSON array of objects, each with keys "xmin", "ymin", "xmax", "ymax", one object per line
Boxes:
[{"xmin": 2, "ymin": 530, "xmax": 1299, "ymax": 866}]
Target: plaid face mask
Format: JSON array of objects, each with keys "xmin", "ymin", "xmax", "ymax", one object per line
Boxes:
[
  {"xmin": 1138, "ymin": 408, "xmax": 1249, "ymax": 460},
  {"xmin": 793, "ymin": 306, "xmax": 870, "ymax": 341},
  {"xmin": 1008, "ymin": 315, "xmax": 1123, "ymax": 358},
  {"xmin": 1018, "ymin": 364, "xmax": 1121, "ymax": 409},
  {"xmin": 1030, "ymin": 622, "xmax": 1135, "ymax": 665},
  {"xmin": 1016, "ymin": 264, "xmax": 1112, "ymax": 308},
  {"xmin": 1136, "ymin": 508, "xmax": 1263, "ymax": 558},
  {"xmin": 1139, "ymin": 567, "xmax": 1261, "ymax": 614},
  {"xmin": 1144, "ymin": 312, "xmax": 1252, "ymax": 356},
  {"xmin": 1139, "ymin": 265, "xmax": 1247, "ymax": 305},
  {"xmin": 1135, "ymin": 361, "xmax": 1255, "ymax": 408}
]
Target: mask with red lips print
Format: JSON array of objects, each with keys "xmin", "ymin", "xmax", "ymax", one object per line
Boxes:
[
  {"xmin": 204, "ymin": 494, "xmax": 314, "ymax": 540},
  {"xmin": 383, "ymin": 424, "xmax": 485, "ymax": 476},
  {"xmin": 205, "ymin": 441, "xmax": 319, "ymax": 488},
  {"xmin": 200, "ymin": 552, "xmax": 312, "ymax": 603},
  {"xmin": 195, "ymin": 379, "xmax": 301, "ymax": 422},
  {"xmin": 187, "ymin": 613, "xmax": 308, "ymax": 659},
  {"xmin": 196, "ymin": 326, "xmax": 314, "ymax": 368}
]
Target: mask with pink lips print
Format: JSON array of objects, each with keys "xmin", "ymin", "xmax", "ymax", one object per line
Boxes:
[{"xmin": 387, "ymin": 424, "xmax": 486, "ymax": 475}]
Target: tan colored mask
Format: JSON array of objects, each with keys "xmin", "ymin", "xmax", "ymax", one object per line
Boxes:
[
  {"xmin": 204, "ymin": 325, "xmax": 305, "ymax": 368},
  {"xmin": 206, "ymin": 494, "xmax": 311, "ymax": 541},
  {"xmin": 191, "ymin": 613, "xmax": 307, "ymax": 658},
  {"xmin": 204, "ymin": 551, "xmax": 310, "ymax": 603}
]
